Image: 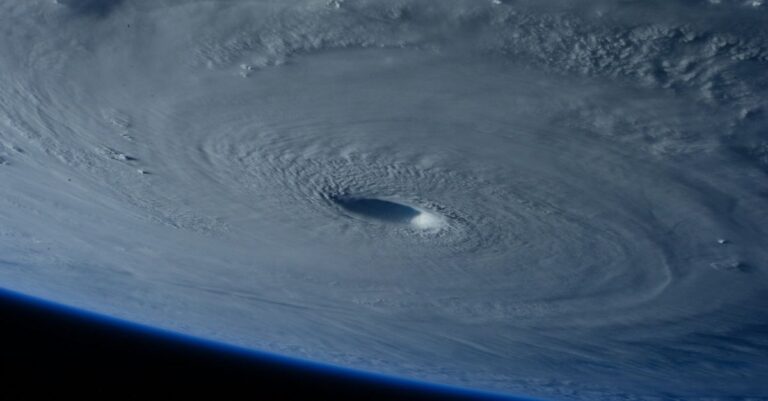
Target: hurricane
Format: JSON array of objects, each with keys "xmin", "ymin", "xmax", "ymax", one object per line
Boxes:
[{"xmin": 1, "ymin": 1, "xmax": 767, "ymax": 399}]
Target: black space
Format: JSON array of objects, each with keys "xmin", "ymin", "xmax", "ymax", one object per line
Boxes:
[{"xmin": 0, "ymin": 289, "xmax": 523, "ymax": 400}]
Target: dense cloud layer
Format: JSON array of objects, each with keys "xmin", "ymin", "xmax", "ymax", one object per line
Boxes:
[{"xmin": 1, "ymin": 1, "xmax": 767, "ymax": 399}]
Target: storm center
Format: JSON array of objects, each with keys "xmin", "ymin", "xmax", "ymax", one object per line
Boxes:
[
  {"xmin": 333, "ymin": 197, "xmax": 420, "ymax": 223},
  {"xmin": 330, "ymin": 196, "xmax": 446, "ymax": 231}
]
